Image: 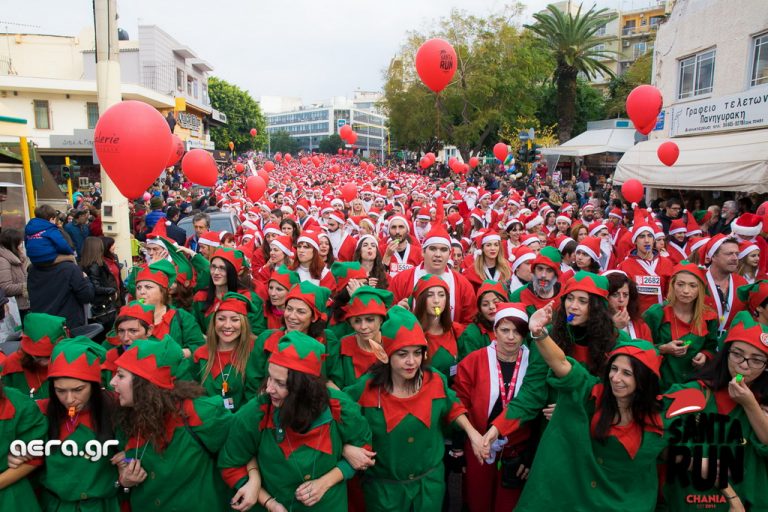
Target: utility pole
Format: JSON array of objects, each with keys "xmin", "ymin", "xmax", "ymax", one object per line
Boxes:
[{"xmin": 94, "ymin": 0, "xmax": 131, "ymax": 271}]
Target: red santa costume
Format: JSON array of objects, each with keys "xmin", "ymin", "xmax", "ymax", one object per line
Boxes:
[
  {"xmin": 325, "ymin": 210, "xmax": 357, "ymax": 262},
  {"xmin": 701, "ymin": 234, "xmax": 747, "ymax": 335},
  {"xmin": 731, "ymin": 213, "xmax": 768, "ymax": 276}
]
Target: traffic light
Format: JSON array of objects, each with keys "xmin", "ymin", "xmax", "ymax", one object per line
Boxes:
[
  {"xmin": 61, "ymin": 165, "xmax": 71, "ymax": 180},
  {"xmin": 70, "ymin": 159, "xmax": 80, "ymax": 179},
  {"xmin": 528, "ymin": 143, "xmax": 542, "ymax": 163},
  {"xmin": 517, "ymin": 145, "xmax": 528, "ymax": 164}
]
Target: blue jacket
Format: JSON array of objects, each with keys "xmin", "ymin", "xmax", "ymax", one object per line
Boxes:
[
  {"xmin": 64, "ymin": 222, "xmax": 90, "ymax": 255},
  {"xmin": 145, "ymin": 209, "xmax": 166, "ymax": 230},
  {"xmin": 24, "ymin": 218, "xmax": 74, "ymax": 265}
]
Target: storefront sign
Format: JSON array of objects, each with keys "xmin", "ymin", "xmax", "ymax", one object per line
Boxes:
[
  {"xmin": 669, "ymin": 84, "xmax": 768, "ymax": 136},
  {"xmin": 177, "ymin": 111, "xmax": 201, "ymax": 132},
  {"xmin": 185, "ymin": 138, "xmax": 215, "ymax": 151},
  {"xmin": 50, "ymin": 129, "xmax": 95, "ymax": 149}
]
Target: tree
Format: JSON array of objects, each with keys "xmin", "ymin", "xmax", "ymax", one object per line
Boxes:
[
  {"xmin": 318, "ymin": 134, "xmax": 344, "ymax": 155},
  {"xmin": 525, "ymin": 4, "xmax": 617, "ymax": 142},
  {"xmin": 605, "ymin": 53, "xmax": 653, "ymax": 118},
  {"xmin": 382, "ymin": 6, "xmax": 554, "ymax": 160},
  {"xmin": 269, "ymin": 130, "xmax": 299, "ymax": 154},
  {"xmin": 208, "ymin": 76, "xmax": 266, "ymax": 152},
  {"xmin": 535, "ymin": 79, "xmax": 606, "ymax": 138}
]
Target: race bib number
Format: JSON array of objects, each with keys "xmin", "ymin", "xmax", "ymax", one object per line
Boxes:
[
  {"xmin": 636, "ymin": 275, "xmax": 661, "ymax": 295},
  {"xmin": 389, "ymin": 262, "xmax": 414, "ymax": 276}
]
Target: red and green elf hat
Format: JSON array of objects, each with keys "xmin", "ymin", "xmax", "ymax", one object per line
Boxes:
[
  {"xmin": 562, "ymin": 270, "xmax": 609, "ymax": 299},
  {"xmin": 131, "ymin": 260, "xmax": 177, "ymax": 292},
  {"xmin": 737, "ymin": 280, "xmax": 768, "ymax": 315},
  {"xmin": 530, "ymin": 246, "xmax": 563, "ymax": 276},
  {"xmin": 21, "ymin": 313, "xmax": 68, "ymax": 357},
  {"xmin": 671, "ymin": 260, "xmax": 707, "ymax": 286},
  {"xmin": 269, "ymin": 330, "xmax": 326, "ymax": 377},
  {"xmin": 114, "ymin": 337, "xmax": 183, "ymax": 389},
  {"xmin": 285, "ymin": 281, "xmax": 332, "ymax": 322},
  {"xmin": 724, "ymin": 310, "xmax": 768, "ymax": 355},
  {"xmin": 269, "ymin": 264, "xmax": 301, "ymax": 291},
  {"xmin": 211, "ymin": 247, "xmax": 248, "ymax": 275},
  {"xmin": 381, "ymin": 305, "xmax": 428, "ymax": 356},
  {"xmin": 329, "ymin": 261, "xmax": 368, "ymax": 294},
  {"xmin": 477, "ymin": 279, "xmax": 510, "ymax": 304},
  {"xmin": 344, "ymin": 286, "xmax": 394, "ymax": 319},
  {"xmin": 412, "ymin": 274, "xmax": 448, "ymax": 299},
  {"xmin": 609, "ymin": 339, "xmax": 662, "ymax": 377},
  {"xmin": 216, "ymin": 292, "xmax": 253, "ymax": 316},
  {"xmin": 116, "ymin": 300, "xmax": 155, "ymax": 326},
  {"xmin": 48, "ymin": 336, "xmax": 107, "ymax": 383},
  {"xmin": 158, "ymin": 237, "xmax": 197, "ymax": 288}
]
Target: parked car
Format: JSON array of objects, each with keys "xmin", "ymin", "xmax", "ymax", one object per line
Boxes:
[{"xmin": 177, "ymin": 211, "xmax": 242, "ymax": 238}]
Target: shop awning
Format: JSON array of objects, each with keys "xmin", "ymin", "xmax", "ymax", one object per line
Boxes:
[
  {"xmin": 613, "ymin": 129, "xmax": 768, "ymax": 193},
  {"xmin": 0, "ymin": 104, "xmax": 28, "ymax": 138},
  {"xmin": 540, "ymin": 129, "xmax": 636, "ymax": 157}
]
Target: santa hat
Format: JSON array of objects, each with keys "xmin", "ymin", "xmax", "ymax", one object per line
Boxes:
[
  {"xmin": 704, "ymin": 234, "xmax": 733, "ymax": 261},
  {"xmin": 669, "ymin": 218, "xmax": 687, "ymax": 236},
  {"xmin": 198, "ymin": 231, "xmax": 221, "ymax": 248},
  {"xmin": 285, "ymin": 281, "xmax": 331, "ymax": 322},
  {"xmin": 269, "ymin": 331, "xmax": 326, "ymax": 377},
  {"xmin": 737, "ymin": 280, "xmax": 768, "ymax": 314},
  {"xmin": 447, "ymin": 212, "xmax": 464, "ymax": 230},
  {"xmin": 588, "ymin": 220, "xmax": 608, "ymax": 237},
  {"xmin": 554, "ymin": 235, "xmax": 576, "ymax": 253},
  {"xmin": 556, "ymin": 213, "xmax": 573, "ymax": 226},
  {"xmin": 689, "ymin": 236, "xmax": 710, "ymax": 260},
  {"xmin": 510, "ymin": 245, "xmax": 536, "ymax": 274},
  {"xmin": 575, "ymin": 236, "xmax": 602, "ymax": 263},
  {"xmin": 146, "ymin": 218, "xmax": 171, "ymax": 243},
  {"xmin": 271, "ymin": 235, "xmax": 295, "ymax": 258},
  {"xmin": 531, "ymin": 246, "xmax": 562, "ymax": 276},
  {"xmin": 263, "ymin": 223, "xmax": 282, "ymax": 238},
  {"xmin": 388, "ymin": 215, "xmax": 411, "ymax": 233},
  {"xmin": 48, "ymin": 336, "xmax": 107, "ymax": 383},
  {"xmin": 423, "ymin": 226, "xmax": 451, "ymax": 248},
  {"xmin": 20, "ymin": 313, "xmax": 68, "ymax": 357},
  {"xmin": 381, "ymin": 306, "xmax": 427, "ymax": 356},
  {"xmin": 297, "ymin": 230, "xmax": 321, "ymax": 252},
  {"xmin": 328, "ymin": 210, "xmax": 346, "ymax": 226},
  {"xmin": 494, "ymin": 302, "xmax": 529, "ymax": 327},
  {"xmin": 685, "ymin": 212, "xmax": 703, "ymax": 237},
  {"xmin": 524, "ymin": 213, "xmax": 544, "ymax": 231},
  {"xmin": 631, "ymin": 219, "xmax": 655, "ymax": 243},
  {"xmin": 520, "ymin": 233, "xmax": 540, "ymax": 247},
  {"xmin": 609, "ymin": 339, "xmax": 662, "ymax": 377},
  {"xmin": 731, "ymin": 213, "xmax": 763, "ymax": 238},
  {"xmin": 343, "ymin": 286, "xmax": 393, "ymax": 319},
  {"xmin": 480, "ymin": 229, "xmax": 501, "ymax": 246},
  {"xmin": 581, "ymin": 203, "xmax": 595, "ymax": 212},
  {"xmin": 116, "ymin": 301, "xmax": 155, "ymax": 326},
  {"xmin": 723, "ymin": 311, "xmax": 768, "ymax": 356},
  {"xmin": 504, "ymin": 217, "xmax": 523, "ymax": 232},
  {"xmin": 738, "ymin": 241, "xmax": 759, "ymax": 260},
  {"xmin": 608, "ymin": 208, "xmax": 623, "ymax": 221},
  {"xmin": 562, "ymin": 270, "xmax": 609, "ymax": 299},
  {"xmin": 115, "ymin": 337, "xmax": 183, "ymax": 389}
]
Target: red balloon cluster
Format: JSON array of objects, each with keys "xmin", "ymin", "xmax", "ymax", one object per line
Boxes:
[
  {"xmin": 311, "ymin": 156, "xmax": 321, "ymax": 168},
  {"xmin": 257, "ymin": 169, "xmax": 270, "ymax": 184},
  {"xmin": 493, "ymin": 143, "xmax": 509, "ymax": 162},
  {"xmin": 626, "ymin": 85, "xmax": 663, "ymax": 135},
  {"xmin": 415, "ymin": 38, "xmax": 457, "ymax": 94},
  {"xmin": 284, "ymin": 153, "xmax": 293, "ymax": 163},
  {"xmin": 181, "ymin": 149, "xmax": 218, "ymax": 187},
  {"xmin": 657, "ymin": 141, "xmax": 679, "ymax": 166},
  {"xmin": 447, "ymin": 157, "xmax": 468, "ymax": 175},
  {"xmin": 621, "ymin": 179, "xmax": 644, "ymax": 203},
  {"xmin": 246, "ymin": 176, "xmax": 267, "ymax": 201},
  {"xmin": 275, "ymin": 153, "xmax": 283, "ymax": 162},
  {"xmin": 93, "ymin": 100, "xmax": 173, "ymax": 199},
  {"xmin": 339, "ymin": 124, "xmax": 358, "ymax": 146}
]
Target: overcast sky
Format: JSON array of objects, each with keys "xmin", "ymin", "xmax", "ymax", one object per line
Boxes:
[{"xmin": 5, "ymin": 0, "xmax": 652, "ymax": 102}]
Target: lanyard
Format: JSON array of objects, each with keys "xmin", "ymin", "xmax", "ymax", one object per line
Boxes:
[
  {"xmin": 706, "ymin": 271, "xmax": 732, "ymax": 332},
  {"xmin": 496, "ymin": 358, "xmax": 521, "ymax": 407}
]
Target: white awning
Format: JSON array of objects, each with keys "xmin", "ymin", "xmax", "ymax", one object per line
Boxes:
[
  {"xmin": 614, "ymin": 129, "xmax": 768, "ymax": 193},
  {"xmin": 540, "ymin": 129, "xmax": 636, "ymax": 157}
]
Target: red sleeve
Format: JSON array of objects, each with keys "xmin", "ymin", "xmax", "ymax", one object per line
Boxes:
[{"xmin": 221, "ymin": 467, "xmax": 248, "ymax": 488}]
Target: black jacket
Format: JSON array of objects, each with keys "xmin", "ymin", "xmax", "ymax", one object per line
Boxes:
[
  {"xmin": 84, "ymin": 262, "xmax": 117, "ymax": 309},
  {"xmin": 167, "ymin": 222, "xmax": 188, "ymax": 246},
  {"xmin": 28, "ymin": 262, "xmax": 95, "ymax": 327}
]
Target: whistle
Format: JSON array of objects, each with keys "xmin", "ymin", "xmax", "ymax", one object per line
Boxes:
[
  {"xmin": 683, "ymin": 340, "xmax": 692, "ymax": 346},
  {"xmin": 434, "ymin": 307, "xmax": 441, "ymax": 316},
  {"xmin": 566, "ymin": 313, "xmax": 575, "ymax": 323},
  {"xmin": 735, "ymin": 374, "xmax": 744, "ymax": 383},
  {"xmin": 222, "ymin": 381, "xmax": 229, "ymax": 393},
  {"xmin": 68, "ymin": 407, "xmax": 76, "ymax": 418}
]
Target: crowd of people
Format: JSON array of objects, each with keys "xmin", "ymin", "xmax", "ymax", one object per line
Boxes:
[{"xmin": 1, "ymin": 150, "xmax": 768, "ymax": 511}]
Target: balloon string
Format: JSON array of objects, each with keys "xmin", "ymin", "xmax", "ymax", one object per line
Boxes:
[{"xmin": 435, "ymin": 92, "xmax": 440, "ymax": 145}]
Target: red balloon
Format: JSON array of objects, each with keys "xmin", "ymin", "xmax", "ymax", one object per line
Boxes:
[
  {"xmin": 300, "ymin": 157, "xmax": 308, "ymax": 165},
  {"xmin": 420, "ymin": 157, "xmax": 430, "ymax": 169},
  {"xmin": 621, "ymin": 179, "xmax": 645, "ymax": 203},
  {"xmin": 462, "ymin": 163, "xmax": 469, "ymax": 174},
  {"xmin": 257, "ymin": 169, "xmax": 270, "ymax": 184},
  {"xmin": 264, "ymin": 161, "xmax": 275, "ymax": 172},
  {"xmin": 448, "ymin": 157, "xmax": 457, "ymax": 170},
  {"xmin": 426, "ymin": 152, "xmax": 436, "ymax": 164},
  {"xmin": 234, "ymin": 163, "xmax": 245, "ymax": 173},
  {"xmin": 275, "ymin": 153, "xmax": 283, "ymax": 162},
  {"xmin": 250, "ymin": 128, "xmax": 257, "ymax": 137},
  {"xmin": 93, "ymin": 100, "xmax": 172, "ymax": 199},
  {"xmin": 347, "ymin": 132, "xmax": 358, "ymax": 145},
  {"xmin": 341, "ymin": 183, "xmax": 357, "ymax": 202},
  {"xmin": 468, "ymin": 156, "xmax": 479, "ymax": 169},
  {"xmin": 415, "ymin": 38, "xmax": 457, "ymax": 93},
  {"xmin": 181, "ymin": 149, "xmax": 218, "ymax": 187},
  {"xmin": 493, "ymin": 142, "xmax": 508, "ymax": 162},
  {"xmin": 284, "ymin": 153, "xmax": 292, "ymax": 163},
  {"xmin": 340, "ymin": 124, "xmax": 353, "ymax": 140},
  {"xmin": 626, "ymin": 85, "xmax": 663, "ymax": 135},
  {"xmin": 331, "ymin": 164, "xmax": 340, "ymax": 173},
  {"xmin": 657, "ymin": 141, "xmax": 680, "ymax": 167},
  {"xmin": 337, "ymin": 148, "xmax": 343, "ymax": 155},
  {"xmin": 367, "ymin": 163, "xmax": 376, "ymax": 172},
  {"xmin": 311, "ymin": 156, "xmax": 321, "ymax": 168},
  {"xmin": 166, "ymin": 134, "xmax": 184, "ymax": 168},
  {"xmin": 246, "ymin": 176, "xmax": 267, "ymax": 201}
]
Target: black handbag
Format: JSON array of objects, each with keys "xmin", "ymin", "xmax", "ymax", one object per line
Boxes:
[{"xmin": 499, "ymin": 455, "xmax": 526, "ymax": 489}]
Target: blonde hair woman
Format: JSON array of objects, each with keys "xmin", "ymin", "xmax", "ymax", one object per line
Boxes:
[{"xmin": 466, "ymin": 229, "xmax": 511, "ymax": 292}]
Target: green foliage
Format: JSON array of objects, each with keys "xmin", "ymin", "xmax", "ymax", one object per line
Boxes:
[
  {"xmin": 382, "ymin": 5, "xmax": 554, "ymax": 160},
  {"xmin": 208, "ymin": 76, "xmax": 267, "ymax": 152},
  {"xmin": 318, "ymin": 134, "xmax": 344, "ymax": 155},
  {"xmin": 524, "ymin": 4, "xmax": 617, "ymax": 141},
  {"xmin": 535, "ymin": 79, "xmax": 606, "ymax": 137},
  {"xmin": 605, "ymin": 53, "xmax": 653, "ymax": 117},
  {"xmin": 269, "ymin": 130, "xmax": 299, "ymax": 154}
]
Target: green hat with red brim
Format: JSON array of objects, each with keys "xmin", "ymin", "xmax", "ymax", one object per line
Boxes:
[
  {"xmin": 158, "ymin": 237, "xmax": 197, "ymax": 288},
  {"xmin": 531, "ymin": 245, "xmax": 563, "ymax": 276},
  {"xmin": 114, "ymin": 337, "xmax": 183, "ymax": 389},
  {"xmin": 724, "ymin": 311, "xmax": 768, "ymax": 356},
  {"xmin": 609, "ymin": 339, "xmax": 662, "ymax": 377},
  {"xmin": 330, "ymin": 261, "xmax": 368, "ymax": 294},
  {"xmin": 562, "ymin": 270, "xmax": 609, "ymax": 299},
  {"xmin": 269, "ymin": 264, "xmax": 300, "ymax": 291},
  {"xmin": 21, "ymin": 313, "xmax": 68, "ymax": 357},
  {"xmin": 737, "ymin": 280, "xmax": 768, "ymax": 315},
  {"xmin": 216, "ymin": 292, "xmax": 253, "ymax": 316},
  {"xmin": 285, "ymin": 281, "xmax": 331, "ymax": 322},
  {"xmin": 211, "ymin": 247, "xmax": 248, "ymax": 275},
  {"xmin": 48, "ymin": 336, "xmax": 107, "ymax": 383},
  {"xmin": 117, "ymin": 300, "xmax": 155, "ymax": 326},
  {"xmin": 269, "ymin": 330, "xmax": 325, "ymax": 377},
  {"xmin": 344, "ymin": 286, "xmax": 393, "ymax": 319},
  {"xmin": 381, "ymin": 305, "xmax": 428, "ymax": 356}
]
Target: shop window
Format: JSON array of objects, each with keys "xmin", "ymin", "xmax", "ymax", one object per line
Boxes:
[{"xmin": 678, "ymin": 49, "xmax": 715, "ymax": 99}]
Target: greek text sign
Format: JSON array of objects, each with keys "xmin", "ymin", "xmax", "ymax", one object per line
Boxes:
[{"xmin": 669, "ymin": 85, "xmax": 768, "ymax": 136}]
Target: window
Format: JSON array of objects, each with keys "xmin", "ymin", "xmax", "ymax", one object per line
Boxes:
[
  {"xmin": 595, "ymin": 23, "xmax": 606, "ymax": 36},
  {"xmin": 202, "ymin": 84, "xmax": 209, "ymax": 105},
  {"xmin": 751, "ymin": 32, "xmax": 768, "ymax": 87},
  {"xmin": 86, "ymin": 102, "xmax": 99, "ymax": 129},
  {"xmin": 192, "ymin": 78, "xmax": 199, "ymax": 99},
  {"xmin": 641, "ymin": 17, "xmax": 647, "ymax": 26},
  {"xmin": 176, "ymin": 69, "xmax": 184, "ymax": 92},
  {"xmin": 187, "ymin": 75, "xmax": 193, "ymax": 96},
  {"xmin": 634, "ymin": 42, "xmax": 647, "ymax": 59},
  {"xmin": 650, "ymin": 16, "xmax": 662, "ymax": 27},
  {"xmin": 678, "ymin": 49, "xmax": 715, "ymax": 99},
  {"xmin": 622, "ymin": 20, "xmax": 636, "ymax": 36},
  {"xmin": 33, "ymin": 100, "xmax": 50, "ymax": 129}
]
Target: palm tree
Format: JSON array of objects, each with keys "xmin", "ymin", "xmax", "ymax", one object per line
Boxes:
[{"xmin": 525, "ymin": 4, "xmax": 617, "ymax": 142}]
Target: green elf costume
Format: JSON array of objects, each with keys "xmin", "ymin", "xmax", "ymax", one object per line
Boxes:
[
  {"xmin": 191, "ymin": 247, "xmax": 267, "ymax": 336},
  {"xmin": 457, "ymin": 280, "xmax": 509, "ymax": 359},
  {"xmin": 410, "ymin": 274, "xmax": 467, "ymax": 379},
  {"xmin": 193, "ymin": 292, "xmax": 262, "ymax": 411},
  {"xmin": 1, "ymin": 313, "xmax": 68, "ymax": 400},
  {"xmin": 328, "ymin": 286, "xmax": 393, "ymax": 389},
  {"xmin": 509, "ymin": 246, "xmax": 564, "ymax": 318},
  {"xmin": 219, "ymin": 331, "xmax": 372, "ymax": 511},
  {"xmin": 38, "ymin": 336, "xmax": 120, "ymax": 512},
  {"xmin": 248, "ymin": 281, "xmax": 339, "ymax": 392},
  {"xmin": 660, "ymin": 312, "xmax": 768, "ymax": 511},
  {"xmin": 326, "ymin": 261, "xmax": 370, "ymax": 342},
  {"xmin": 131, "ymin": 261, "xmax": 205, "ymax": 354},
  {"xmin": 344, "ymin": 306, "xmax": 470, "ymax": 512},
  {"xmin": 643, "ymin": 261, "xmax": 719, "ymax": 388},
  {"xmin": 514, "ymin": 340, "xmax": 667, "ymax": 511},
  {"xmin": 112, "ymin": 338, "xmax": 234, "ymax": 511},
  {"xmin": 263, "ymin": 265, "xmax": 301, "ymax": 330},
  {"xmin": 0, "ymin": 383, "xmax": 47, "ymax": 511}
]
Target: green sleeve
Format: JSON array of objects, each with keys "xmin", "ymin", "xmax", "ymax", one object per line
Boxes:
[
  {"xmin": 702, "ymin": 319, "xmax": 720, "ymax": 356},
  {"xmin": 243, "ymin": 343, "xmax": 267, "ymax": 401},
  {"xmin": 545, "ymin": 357, "xmax": 600, "ymax": 404},
  {"xmin": 642, "ymin": 303, "xmax": 666, "ymax": 346},
  {"xmin": 323, "ymin": 330, "xmax": 340, "ymax": 383},
  {"xmin": 189, "ymin": 396, "xmax": 234, "ymax": 453},
  {"xmin": 9, "ymin": 388, "xmax": 48, "ymax": 444},
  {"xmin": 457, "ymin": 324, "xmax": 488, "ymax": 360},
  {"xmin": 329, "ymin": 388, "xmax": 372, "ymax": 480},
  {"xmin": 218, "ymin": 397, "xmax": 265, "ymax": 490},
  {"xmin": 246, "ymin": 292, "xmax": 267, "ymax": 338},
  {"xmin": 342, "ymin": 375, "xmax": 368, "ymax": 402},
  {"xmin": 173, "ymin": 308, "xmax": 206, "ymax": 351},
  {"xmin": 192, "ymin": 300, "xmax": 208, "ymax": 332},
  {"xmin": 191, "ymin": 253, "xmax": 211, "ymax": 291}
]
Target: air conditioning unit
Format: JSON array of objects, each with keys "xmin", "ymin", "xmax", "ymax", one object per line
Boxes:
[{"xmin": 623, "ymin": 40, "xmax": 631, "ymax": 48}]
